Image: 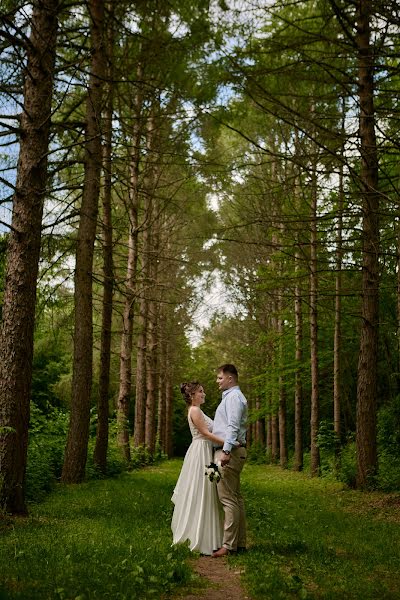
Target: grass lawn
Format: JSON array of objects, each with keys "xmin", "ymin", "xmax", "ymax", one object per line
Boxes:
[
  {"xmin": 1, "ymin": 460, "xmax": 400, "ymax": 599},
  {"xmin": 233, "ymin": 464, "xmax": 400, "ymax": 599},
  {"xmin": 0, "ymin": 462, "xmax": 192, "ymax": 600}
]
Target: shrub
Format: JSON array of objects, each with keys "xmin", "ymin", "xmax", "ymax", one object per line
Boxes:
[
  {"xmin": 337, "ymin": 440, "xmax": 357, "ymax": 488},
  {"xmin": 26, "ymin": 406, "xmax": 68, "ymax": 502},
  {"xmin": 376, "ymin": 451, "xmax": 400, "ymax": 491},
  {"xmin": 376, "ymin": 395, "xmax": 400, "ymax": 491}
]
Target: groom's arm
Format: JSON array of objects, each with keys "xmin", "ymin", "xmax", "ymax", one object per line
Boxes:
[{"xmin": 220, "ymin": 393, "xmax": 245, "ymax": 464}]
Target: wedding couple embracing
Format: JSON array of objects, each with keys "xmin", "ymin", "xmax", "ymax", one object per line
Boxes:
[{"xmin": 171, "ymin": 364, "xmax": 248, "ymax": 557}]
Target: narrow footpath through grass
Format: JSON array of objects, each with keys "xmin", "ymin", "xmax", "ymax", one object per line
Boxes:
[{"xmin": 1, "ymin": 460, "xmax": 400, "ymax": 599}]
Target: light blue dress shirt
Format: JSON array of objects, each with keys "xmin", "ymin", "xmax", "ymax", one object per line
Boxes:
[{"xmin": 212, "ymin": 385, "xmax": 248, "ymax": 452}]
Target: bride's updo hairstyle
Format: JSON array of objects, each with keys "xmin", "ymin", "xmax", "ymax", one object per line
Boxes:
[{"xmin": 180, "ymin": 381, "xmax": 202, "ymax": 407}]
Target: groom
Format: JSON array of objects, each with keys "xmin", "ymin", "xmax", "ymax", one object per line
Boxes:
[{"xmin": 212, "ymin": 363, "xmax": 248, "ymax": 558}]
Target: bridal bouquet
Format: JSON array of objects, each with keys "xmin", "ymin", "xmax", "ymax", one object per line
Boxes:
[{"xmin": 205, "ymin": 462, "xmax": 223, "ymax": 483}]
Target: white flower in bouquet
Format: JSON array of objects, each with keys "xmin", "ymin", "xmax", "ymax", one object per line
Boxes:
[{"xmin": 205, "ymin": 462, "xmax": 223, "ymax": 483}]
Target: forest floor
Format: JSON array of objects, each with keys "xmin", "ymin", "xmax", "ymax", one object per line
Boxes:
[{"xmin": 1, "ymin": 461, "xmax": 400, "ymax": 599}]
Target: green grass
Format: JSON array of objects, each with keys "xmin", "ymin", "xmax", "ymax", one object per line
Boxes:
[
  {"xmin": 1, "ymin": 461, "xmax": 400, "ymax": 599},
  {"xmin": 0, "ymin": 462, "xmax": 192, "ymax": 600},
  {"xmin": 229, "ymin": 464, "xmax": 400, "ymax": 599}
]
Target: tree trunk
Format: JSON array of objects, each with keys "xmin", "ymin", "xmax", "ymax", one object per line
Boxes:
[
  {"xmin": 94, "ymin": 2, "xmax": 114, "ymax": 474},
  {"xmin": 62, "ymin": 0, "xmax": 106, "ymax": 483},
  {"xmin": 271, "ymin": 414, "xmax": 279, "ymax": 463},
  {"xmin": 145, "ymin": 296, "xmax": 158, "ymax": 453},
  {"xmin": 397, "ymin": 222, "xmax": 400, "ymax": 392},
  {"xmin": 0, "ymin": 0, "xmax": 58, "ymax": 514},
  {"xmin": 165, "ymin": 345, "xmax": 174, "ymax": 457},
  {"xmin": 355, "ymin": 0, "xmax": 380, "ymax": 488},
  {"xmin": 334, "ymin": 107, "xmax": 345, "ymax": 450},
  {"xmin": 156, "ymin": 271, "xmax": 169, "ymax": 454},
  {"xmin": 266, "ymin": 410, "xmax": 272, "ymax": 460},
  {"xmin": 134, "ymin": 289, "xmax": 148, "ymax": 447},
  {"xmin": 255, "ymin": 399, "xmax": 265, "ymax": 446},
  {"xmin": 278, "ymin": 314, "xmax": 287, "ymax": 468},
  {"xmin": 293, "ymin": 164, "xmax": 304, "ymax": 472},
  {"xmin": 134, "ymin": 114, "xmax": 155, "ymax": 447},
  {"xmin": 310, "ymin": 163, "xmax": 320, "ymax": 476},
  {"xmin": 144, "ymin": 215, "xmax": 160, "ymax": 454},
  {"xmin": 156, "ymin": 321, "xmax": 167, "ymax": 453},
  {"xmin": 116, "ymin": 64, "xmax": 144, "ymax": 461}
]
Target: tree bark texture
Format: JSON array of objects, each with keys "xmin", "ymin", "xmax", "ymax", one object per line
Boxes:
[
  {"xmin": 62, "ymin": 0, "xmax": 106, "ymax": 483},
  {"xmin": 278, "ymin": 314, "xmax": 287, "ymax": 468},
  {"xmin": 0, "ymin": 0, "xmax": 58, "ymax": 514},
  {"xmin": 94, "ymin": 3, "xmax": 115, "ymax": 473},
  {"xmin": 355, "ymin": 0, "xmax": 380, "ymax": 488}
]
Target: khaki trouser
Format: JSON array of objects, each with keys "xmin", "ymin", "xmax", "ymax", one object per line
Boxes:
[{"xmin": 214, "ymin": 446, "xmax": 247, "ymax": 551}]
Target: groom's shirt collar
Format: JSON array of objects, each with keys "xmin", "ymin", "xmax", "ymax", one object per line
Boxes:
[{"xmin": 222, "ymin": 385, "xmax": 240, "ymax": 398}]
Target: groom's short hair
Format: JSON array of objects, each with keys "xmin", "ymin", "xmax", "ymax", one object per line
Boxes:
[{"xmin": 218, "ymin": 363, "xmax": 238, "ymax": 379}]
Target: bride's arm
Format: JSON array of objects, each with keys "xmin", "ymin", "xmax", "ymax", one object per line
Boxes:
[{"xmin": 189, "ymin": 407, "xmax": 224, "ymax": 445}]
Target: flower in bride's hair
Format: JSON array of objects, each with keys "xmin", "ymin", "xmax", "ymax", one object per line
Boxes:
[{"xmin": 205, "ymin": 462, "xmax": 223, "ymax": 483}]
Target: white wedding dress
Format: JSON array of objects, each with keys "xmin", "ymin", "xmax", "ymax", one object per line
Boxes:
[{"xmin": 171, "ymin": 409, "xmax": 223, "ymax": 555}]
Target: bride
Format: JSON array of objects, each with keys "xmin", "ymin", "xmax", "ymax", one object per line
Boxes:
[{"xmin": 171, "ymin": 381, "xmax": 224, "ymax": 555}]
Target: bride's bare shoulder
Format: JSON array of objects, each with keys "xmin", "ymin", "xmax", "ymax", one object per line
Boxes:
[{"xmin": 188, "ymin": 406, "xmax": 203, "ymax": 422}]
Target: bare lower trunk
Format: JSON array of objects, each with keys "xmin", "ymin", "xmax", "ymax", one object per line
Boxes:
[
  {"xmin": 156, "ymin": 387, "xmax": 165, "ymax": 453},
  {"xmin": 156, "ymin": 329, "xmax": 166, "ymax": 453},
  {"xmin": 144, "ymin": 200, "xmax": 160, "ymax": 454},
  {"xmin": 266, "ymin": 410, "xmax": 272, "ymax": 460},
  {"xmin": 134, "ymin": 293, "xmax": 148, "ymax": 446},
  {"xmin": 165, "ymin": 346, "xmax": 174, "ymax": 457},
  {"xmin": 62, "ymin": 0, "xmax": 106, "ymax": 483},
  {"xmin": 0, "ymin": 0, "xmax": 58, "ymax": 513},
  {"xmin": 271, "ymin": 415, "xmax": 279, "ymax": 463},
  {"xmin": 355, "ymin": 0, "xmax": 380, "ymax": 488},
  {"xmin": 278, "ymin": 315, "xmax": 287, "ymax": 468},
  {"xmin": 145, "ymin": 298, "xmax": 158, "ymax": 453},
  {"xmin": 255, "ymin": 399, "xmax": 265, "ymax": 446},
  {"xmin": 293, "ymin": 261, "xmax": 304, "ymax": 472}
]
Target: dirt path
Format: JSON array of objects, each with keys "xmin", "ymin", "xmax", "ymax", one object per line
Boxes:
[{"xmin": 178, "ymin": 555, "xmax": 251, "ymax": 600}]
